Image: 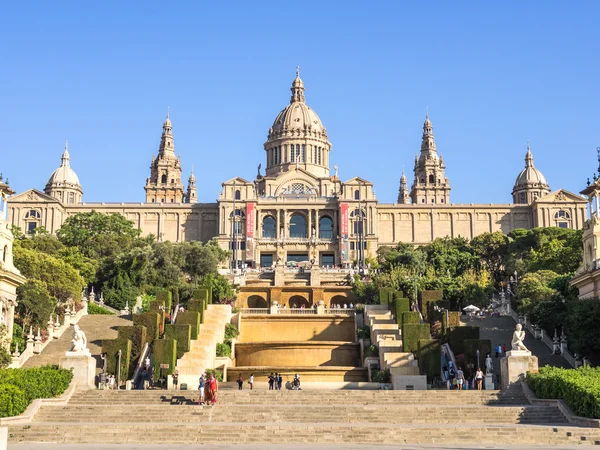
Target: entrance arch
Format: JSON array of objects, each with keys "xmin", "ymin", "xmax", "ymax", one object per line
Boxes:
[
  {"xmin": 289, "ymin": 295, "xmax": 310, "ymax": 309},
  {"xmin": 329, "ymin": 295, "xmax": 348, "ymax": 308},
  {"xmin": 247, "ymin": 295, "xmax": 268, "ymax": 308}
]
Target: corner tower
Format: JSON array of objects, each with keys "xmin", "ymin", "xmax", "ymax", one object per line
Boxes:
[
  {"xmin": 512, "ymin": 142, "xmax": 550, "ymax": 204},
  {"xmin": 410, "ymin": 113, "xmax": 451, "ymax": 204},
  {"xmin": 264, "ymin": 68, "xmax": 332, "ymax": 178},
  {"xmin": 145, "ymin": 113, "xmax": 184, "ymax": 203},
  {"xmin": 44, "ymin": 142, "xmax": 83, "ymax": 204},
  {"xmin": 397, "ymin": 169, "xmax": 410, "ymax": 204}
]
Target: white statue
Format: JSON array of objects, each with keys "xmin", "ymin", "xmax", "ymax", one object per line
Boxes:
[
  {"xmin": 485, "ymin": 354, "xmax": 493, "ymax": 374},
  {"xmin": 511, "ymin": 323, "xmax": 528, "ymax": 351},
  {"xmin": 70, "ymin": 325, "xmax": 88, "ymax": 352}
]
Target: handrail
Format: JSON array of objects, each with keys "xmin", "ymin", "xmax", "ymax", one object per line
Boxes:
[
  {"xmin": 441, "ymin": 343, "xmax": 457, "ymax": 383},
  {"xmin": 171, "ymin": 303, "xmax": 180, "ymax": 324},
  {"xmin": 131, "ymin": 342, "xmax": 150, "ymax": 387}
]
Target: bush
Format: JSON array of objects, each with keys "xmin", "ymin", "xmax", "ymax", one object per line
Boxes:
[
  {"xmin": 10, "ymin": 323, "xmax": 25, "ymax": 354},
  {"xmin": 205, "ymin": 368, "xmax": 223, "ymax": 382},
  {"xmin": 378, "ymin": 287, "xmax": 393, "ymax": 305},
  {"xmin": 527, "ymin": 366, "xmax": 600, "ymax": 419},
  {"xmin": 216, "ymin": 342, "xmax": 231, "ymax": 357},
  {"xmin": 0, "ymin": 366, "xmax": 73, "ymax": 417},
  {"xmin": 419, "ymin": 290, "xmax": 443, "ymax": 321},
  {"xmin": 447, "ymin": 326, "xmax": 479, "ymax": 355},
  {"xmin": 224, "ymin": 323, "xmax": 239, "ymax": 342},
  {"xmin": 88, "ymin": 303, "xmax": 115, "ymax": 315},
  {"xmin": 133, "ymin": 312, "xmax": 161, "ymax": 342},
  {"xmin": 117, "ymin": 325, "xmax": 148, "ymax": 376},
  {"xmin": 394, "ymin": 295, "xmax": 410, "ymax": 325},
  {"xmin": 177, "ymin": 312, "xmax": 201, "ymax": 340},
  {"xmin": 101, "ymin": 339, "xmax": 132, "ymax": 378},
  {"xmin": 155, "ymin": 288, "xmax": 173, "ymax": 312},
  {"xmin": 402, "ymin": 323, "xmax": 431, "ymax": 353},
  {"xmin": 401, "ymin": 311, "xmax": 420, "ymax": 324},
  {"xmin": 418, "ymin": 339, "xmax": 441, "ymax": 381},
  {"xmin": 372, "ymin": 369, "xmax": 391, "ymax": 383},
  {"xmin": 365, "ymin": 344, "xmax": 379, "ymax": 358},
  {"xmin": 152, "ymin": 339, "xmax": 177, "ymax": 378},
  {"xmin": 357, "ymin": 325, "xmax": 370, "ymax": 340},
  {"xmin": 164, "ymin": 324, "xmax": 191, "ymax": 359}
]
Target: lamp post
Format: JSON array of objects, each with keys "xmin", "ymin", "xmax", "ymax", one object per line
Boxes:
[{"xmin": 476, "ymin": 349, "xmax": 480, "ymax": 370}]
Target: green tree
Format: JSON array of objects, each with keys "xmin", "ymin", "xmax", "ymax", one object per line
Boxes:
[
  {"xmin": 16, "ymin": 281, "xmax": 57, "ymax": 329},
  {"xmin": 517, "ymin": 270, "xmax": 559, "ymax": 315},
  {"xmin": 471, "ymin": 231, "xmax": 508, "ymax": 282}
]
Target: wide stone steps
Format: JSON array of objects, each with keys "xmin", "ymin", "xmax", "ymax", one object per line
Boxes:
[
  {"xmin": 32, "ymin": 404, "xmax": 567, "ymax": 425},
  {"xmin": 65, "ymin": 390, "xmax": 530, "ymax": 406},
  {"xmin": 9, "ymin": 423, "xmax": 600, "ymax": 445}
]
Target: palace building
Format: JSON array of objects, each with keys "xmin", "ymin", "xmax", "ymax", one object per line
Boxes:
[{"xmin": 7, "ymin": 70, "xmax": 588, "ymax": 268}]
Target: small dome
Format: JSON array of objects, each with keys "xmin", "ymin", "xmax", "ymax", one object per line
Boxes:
[
  {"xmin": 45, "ymin": 145, "xmax": 81, "ymax": 189},
  {"xmin": 513, "ymin": 145, "xmax": 549, "ymax": 189}
]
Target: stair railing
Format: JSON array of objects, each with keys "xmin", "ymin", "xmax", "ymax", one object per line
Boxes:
[
  {"xmin": 171, "ymin": 304, "xmax": 181, "ymax": 324},
  {"xmin": 131, "ymin": 342, "xmax": 150, "ymax": 388}
]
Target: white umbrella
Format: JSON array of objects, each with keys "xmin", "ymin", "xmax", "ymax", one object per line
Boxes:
[{"xmin": 463, "ymin": 304, "xmax": 480, "ymax": 313}]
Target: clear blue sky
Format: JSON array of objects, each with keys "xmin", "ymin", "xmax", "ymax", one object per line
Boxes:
[{"xmin": 2, "ymin": 2, "xmax": 599, "ymax": 205}]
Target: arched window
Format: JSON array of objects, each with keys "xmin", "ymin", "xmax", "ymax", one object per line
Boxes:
[
  {"xmin": 262, "ymin": 216, "xmax": 276, "ymax": 238},
  {"xmin": 428, "ymin": 174, "xmax": 435, "ymax": 184},
  {"xmin": 230, "ymin": 209, "xmax": 245, "ymax": 235},
  {"xmin": 161, "ymin": 174, "xmax": 167, "ymax": 184},
  {"xmin": 235, "ymin": 190, "xmax": 241, "ymax": 200},
  {"xmin": 289, "ymin": 213, "xmax": 307, "ymax": 238},
  {"xmin": 554, "ymin": 210, "xmax": 571, "ymax": 229},
  {"xmin": 519, "ymin": 192, "xmax": 526, "ymax": 204},
  {"xmin": 25, "ymin": 210, "xmax": 41, "ymax": 219},
  {"xmin": 68, "ymin": 192, "xmax": 75, "ymax": 203},
  {"xmin": 319, "ymin": 216, "xmax": 333, "ymax": 239},
  {"xmin": 354, "ymin": 189, "xmax": 360, "ymax": 200}
]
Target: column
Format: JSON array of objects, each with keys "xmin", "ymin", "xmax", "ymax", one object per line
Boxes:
[
  {"xmin": 308, "ymin": 209, "xmax": 312, "ymax": 238},
  {"xmin": 596, "ymin": 195, "xmax": 599, "ymax": 218}
]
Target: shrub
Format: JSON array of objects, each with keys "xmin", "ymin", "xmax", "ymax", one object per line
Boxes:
[
  {"xmin": 101, "ymin": 339, "xmax": 132, "ymax": 378},
  {"xmin": 224, "ymin": 323, "xmax": 239, "ymax": 342},
  {"xmin": 0, "ymin": 385, "xmax": 27, "ymax": 417},
  {"xmin": 152, "ymin": 339, "xmax": 177, "ymax": 378},
  {"xmin": 447, "ymin": 326, "xmax": 479, "ymax": 355},
  {"xmin": 164, "ymin": 324, "xmax": 191, "ymax": 359},
  {"xmin": 357, "ymin": 325, "xmax": 370, "ymax": 340},
  {"xmin": 372, "ymin": 369, "xmax": 391, "ymax": 383},
  {"xmin": 418, "ymin": 339, "xmax": 441, "ymax": 381},
  {"xmin": 527, "ymin": 366, "xmax": 600, "ymax": 419},
  {"xmin": 205, "ymin": 368, "xmax": 223, "ymax": 382},
  {"xmin": 155, "ymin": 289, "xmax": 173, "ymax": 312},
  {"xmin": 442, "ymin": 311, "xmax": 462, "ymax": 331},
  {"xmin": 133, "ymin": 312, "xmax": 160, "ymax": 342},
  {"xmin": 117, "ymin": 325, "xmax": 148, "ymax": 376},
  {"xmin": 0, "ymin": 366, "xmax": 73, "ymax": 417},
  {"xmin": 402, "ymin": 323, "xmax": 431, "ymax": 353},
  {"xmin": 394, "ymin": 296, "xmax": 410, "ymax": 325},
  {"xmin": 216, "ymin": 342, "xmax": 231, "ymax": 357},
  {"xmin": 378, "ymin": 287, "xmax": 393, "ymax": 305},
  {"xmin": 176, "ymin": 312, "xmax": 201, "ymax": 340},
  {"xmin": 365, "ymin": 344, "xmax": 379, "ymax": 358},
  {"xmin": 401, "ymin": 311, "xmax": 420, "ymax": 324},
  {"xmin": 88, "ymin": 303, "xmax": 115, "ymax": 315},
  {"xmin": 419, "ymin": 290, "xmax": 443, "ymax": 321}
]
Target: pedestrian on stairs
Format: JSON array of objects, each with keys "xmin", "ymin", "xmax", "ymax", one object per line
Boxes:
[
  {"xmin": 456, "ymin": 367, "xmax": 464, "ymax": 391},
  {"xmin": 268, "ymin": 373, "xmax": 275, "ymax": 390},
  {"xmin": 198, "ymin": 374, "xmax": 206, "ymax": 405},
  {"xmin": 237, "ymin": 374, "xmax": 244, "ymax": 390},
  {"xmin": 209, "ymin": 373, "xmax": 218, "ymax": 405},
  {"xmin": 475, "ymin": 367, "xmax": 484, "ymax": 390},
  {"xmin": 278, "ymin": 373, "xmax": 283, "ymax": 390},
  {"xmin": 249, "ymin": 373, "xmax": 254, "ymax": 390}
]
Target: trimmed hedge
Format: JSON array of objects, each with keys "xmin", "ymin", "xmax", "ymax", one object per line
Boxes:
[
  {"xmin": 394, "ymin": 295, "xmax": 410, "ymax": 325},
  {"xmin": 447, "ymin": 326, "xmax": 479, "ymax": 355},
  {"xmin": 442, "ymin": 311, "xmax": 462, "ymax": 331},
  {"xmin": 101, "ymin": 339, "xmax": 132, "ymax": 378},
  {"xmin": 153, "ymin": 339, "xmax": 177, "ymax": 378},
  {"xmin": 419, "ymin": 290, "xmax": 443, "ymax": 321},
  {"xmin": 379, "ymin": 287, "xmax": 393, "ymax": 305},
  {"xmin": 464, "ymin": 339, "xmax": 492, "ymax": 379},
  {"xmin": 164, "ymin": 324, "xmax": 191, "ymax": 359},
  {"xmin": 155, "ymin": 288, "xmax": 173, "ymax": 312},
  {"xmin": 188, "ymin": 299, "xmax": 205, "ymax": 324},
  {"xmin": 0, "ymin": 366, "xmax": 73, "ymax": 417},
  {"xmin": 133, "ymin": 312, "xmax": 161, "ymax": 342},
  {"xmin": 528, "ymin": 367, "xmax": 600, "ymax": 419},
  {"xmin": 418, "ymin": 339, "xmax": 441, "ymax": 381},
  {"xmin": 401, "ymin": 311, "xmax": 420, "ymax": 324},
  {"xmin": 402, "ymin": 323, "xmax": 431, "ymax": 353},
  {"xmin": 87, "ymin": 303, "xmax": 116, "ymax": 315},
  {"xmin": 117, "ymin": 325, "xmax": 148, "ymax": 377},
  {"xmin": 177, "ymin": 311, "xmax": 201, "ymax": 340}
]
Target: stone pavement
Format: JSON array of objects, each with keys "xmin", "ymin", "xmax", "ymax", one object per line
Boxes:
[
  {"xmin": 470, "ymin": 315, "xmax": 570, "ymax": 374},
  {"xmin": 22, "ymin": 314, "xmax": 132, "ymax": 371},
  {"xmin": 7, "ymin": 444, "xmax": 595, "ymax": 449}
]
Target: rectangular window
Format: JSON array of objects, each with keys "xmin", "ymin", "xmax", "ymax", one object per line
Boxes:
[
  {"xmin": 318, "ymin": 148, "xmax": 322, "ymax": 165},
  {"xmin": 291, "ymin": 146, "xmax": 295, "ymax": 163},
  {"xmin": 27, "ymin": 222, "xmax": 37, "ymax": 233},
  {"xmin": 296, "ymin": 145, "xmax": 300, "ymax": 161},
  {"xmin": 558, "ymin": 222, "xmax": 568, "ymax": 229},
  {"xmin": 301, "ymin": 144, "xmax": 305, "ymax": 162}
]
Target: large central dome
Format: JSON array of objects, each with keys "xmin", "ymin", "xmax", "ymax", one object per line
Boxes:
[{"xmin": 264, "ymin": 69, "xmax": 332, "ymax": 178}]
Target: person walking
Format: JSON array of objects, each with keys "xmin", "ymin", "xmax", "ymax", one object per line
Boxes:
[
  {"xmin": 249, "ymin": 373, "xmax": 254, "ymax": 390},
  {"xmin": 456, "ymin": 367, "xmax": 464, "ymax": 391},
  {"xmin": 237, "ymin": 373, "xmax": 244, "ymax": 390},
  {"xmin": 277, "ymin": 373, "xmax": 282, "ymax": 390},
  {"xmin": 502, "ymin": 344, "xmax": 507, "ymax": 355},
  {"xmin": 475, "ymin": 367, "xmax": 484, "ymax": 390},
  {"xmin": 198, "ymin": 374, "xmax": 206, "ymax": 405},
  {"xmin": 209, "ymin": 373, "xmax": 218, "ymax": 405},
  {"xmin": 274, "ymin": 373, "xmax": 279, "ymax": 390},
  {"xmin": 172, "ymin": 370, "xmax": 179, "ymax": 390},
  {"xmin": 268, "ymin": 373, "xmax": 274, "ymax": 390},
  {"xmin": 495, "ymin": 345, "xmax": 500, "ymax": 358}
]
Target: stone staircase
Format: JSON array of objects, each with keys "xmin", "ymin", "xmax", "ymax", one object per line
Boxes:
[
  {"xmin": 365, "ymin": 305, "xmax": 420, "ymax": 377},
  {"xmin": 174, "ymin": 304, "xmax": 231, "ymax": 387},
  {"xmin": 22, "ymin": 314, "xmax": 132, "ymax": 372},
  {"xmin": 9, "ymin": 388, "xmax": 600, "ymax": 445}
]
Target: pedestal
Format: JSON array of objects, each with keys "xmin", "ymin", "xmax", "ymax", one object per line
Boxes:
[
  {"xmin": 59, "ymin": 350, "xmax": 96, "ymax": 390},
  {"xmin": 484, "ymin": 373, "xmax": 494, "ymax": 390},
  {"xmin": 500, "ymin": 350, "xmax": 538, "ymax": 390}
]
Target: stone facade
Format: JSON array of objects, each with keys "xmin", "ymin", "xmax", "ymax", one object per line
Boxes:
[
  {"xmin": 0, "ymin": 180, "xmax": 26, "ymax": 349},
  {"xmin": 7, "ymin": 71, "xmax": 588, "ymax": 267}
]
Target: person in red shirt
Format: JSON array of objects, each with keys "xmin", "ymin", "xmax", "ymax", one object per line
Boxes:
[{"xmin": 209, "ymin": 374, "xmax": 218, "ymax": 405}]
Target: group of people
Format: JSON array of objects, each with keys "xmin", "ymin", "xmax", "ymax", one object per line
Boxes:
[
  {"xmin": 331, "ymin": 303, "xmax": 353, "ymax": 309},
  {"xmin": 234, "ymin": 373, "xmax": 301, "ymax": 391},
  {"xmin": 198, "ymin": 373, "xmax": 219, "ymax": 405},
  {"xmin": 442, "ymin": 361, "xmax": 485, "ymax": 391},
  {"xmin": 268, "ymin": 373, "xmax": 283, "ymax": 390},
  {"xmin": 495, "ymin": 344, "xmax": 508, "ymax": 357}
]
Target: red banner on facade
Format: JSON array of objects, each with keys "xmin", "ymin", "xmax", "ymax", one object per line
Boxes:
[
  {"xmin": 340, "ymin": 203, "xmax": 349, "ymax": 236},
  {"xmin": 246, "ymin": 203, "xmax": 255, "ymax": 238}
]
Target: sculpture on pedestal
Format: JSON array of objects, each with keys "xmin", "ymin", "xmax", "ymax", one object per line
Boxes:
[
  {"xmin": 70, "ymin": 325, "xmax": 88, "ymax": 352},
  {"xmin": 511, "ymin": 323, "xmax": 529, "ymax": 352},
  {"xmin": 485, "ymin": 353, "xmax": 493, "ymax": 374}
]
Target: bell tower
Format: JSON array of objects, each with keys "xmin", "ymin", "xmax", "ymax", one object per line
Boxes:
[
  {"xmin": 144, "ymin": 112, "xmax": 184, "ymax": 203},
  {"xmin": 397, "ymin": 169, "xmax": 410, "ymax": 204}
]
